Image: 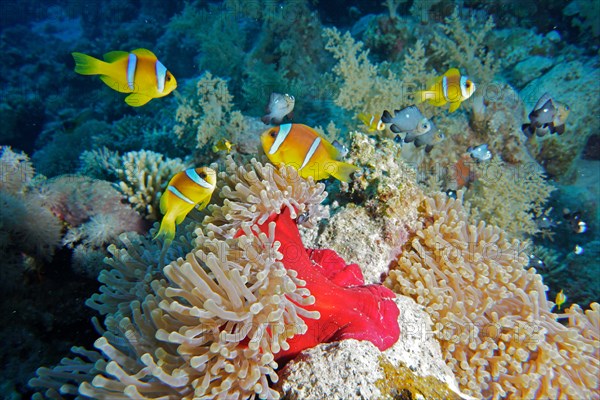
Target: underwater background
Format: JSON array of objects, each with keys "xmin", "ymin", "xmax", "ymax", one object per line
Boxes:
[{"xmin": 1, "ymin": 0, "xmax": 599, "ymax": 398}]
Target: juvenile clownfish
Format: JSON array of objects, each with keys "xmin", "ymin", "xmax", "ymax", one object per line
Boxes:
[
  {"xmin": 555, "ymin": 289, "xmax": 567, "ymax": 311},
  {"xmin": 213, "ymin": 138, "xmax": 233, "ymax": 154},
  {"xmin": 154, "ymin": 167, "xmax": 216, "ymax": 245},
  {"xmin": 260, "ymin": 123, "xmax": 359, "ymax": 182},
  {"xmin": 358, "ymin": 113, "xmax": 385, "ymax": 132},
  {"xmin": 71, "ymin": 48, "xmax": 177, "ymax": 107},
  {"xmin": 416, "ymin": 68, "xmax": 476, "ymax": 113}
]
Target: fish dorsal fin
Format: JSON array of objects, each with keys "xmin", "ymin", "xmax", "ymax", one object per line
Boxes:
[
  {"xmin": 103, "ymin": 51, "xmax": 129, "ymax": 62},
  {"xmin": 533, "ymin": 92, "xmax": 553, "ymax": 110},
  {"xmin": 444, "ymin": 68, "xmax": 461, "ymax": 79},
  {"xmin": 132, "ymin": 48, "xmax": 157, "ymax": 60}
]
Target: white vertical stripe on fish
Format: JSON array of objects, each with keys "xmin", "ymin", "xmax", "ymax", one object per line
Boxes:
[
  {"xmin": 156, "ymin": 60, "xmax": 167, "ymax": 93},
  {"xmin": 299, "ymin": 137, "xmax": 321, "ymax": 170},
  {"xmin": 269, "ymin": 123, "xmax": 292, "ymax": 155},
  {"xmin": 442, "ymin": 76, "xmax": 448, "ymax": 101},
  {"xmin": 127, "ymin": 53, "xmax": 137, "ymax": 90},
  {"xmin": 460, "ymin": 76, "xmax": 468, "ymax": 99},
  {"xmin": 185, "ymin": 168, "xmax": 212, "ymax": 189},
  {"xmin": 167, "ymin": 185, "xmax": 195, "ymax": 204}
]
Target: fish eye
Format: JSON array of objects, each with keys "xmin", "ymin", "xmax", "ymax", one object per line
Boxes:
[
  {"xmin": 269, "ymin": 129, "xmax": 277, "ymax": 138},
  {"xmin": 166, "ymin": 74, "xmax": 171, "ymax": 82},
  {"xmin": 200, "ymin": 171, "xmax": 207, "ymax": 179}
]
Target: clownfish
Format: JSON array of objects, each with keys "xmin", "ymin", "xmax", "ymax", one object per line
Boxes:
[
  {"xmin": 260, "ymin": 123, "xmax": 359, "ymax": 182},
  {"xmin": 154, "ymin": 167, "xmax": 217, "ymax": 245},
  {"xmin": 357, "ymin": 113, "xmax": 385, "ymax": 132},
  {"xmin": 555, "ymin": 289, "xmax": 567, "ymax": 311},
  {"xmin": 416, "ymin": 68, "xmax": 476, "ymax": 113},
  {"xmin": 71, "ymin": 48, "xmax": 177, "ymax": 107}
]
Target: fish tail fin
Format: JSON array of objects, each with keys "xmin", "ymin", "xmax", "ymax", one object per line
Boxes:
[
  {"xmin": 72, "ymin": 52, "xmax": 105, "ymax": 75},
  {"xmin": 330, "ymin": 161, "xmax": 359, "ymax": 182},
  {"xmin": 521, "ymin": 124, "xmax": 534, "ymax": 137},
  {"xmin": 154, "ymin": 214, "xmax": 176, "ymax": 246}
]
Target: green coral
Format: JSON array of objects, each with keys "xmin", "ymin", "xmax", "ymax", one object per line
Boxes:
[
  {"xmin": 431, "ymin": 8, "xmax": 498, "ymax": 83},
  {"xmin": 174, "ymin": 72, "xmax": 247, "ymax": 157},
  {"xmin": 465, "ymin": 161, "xmax": 555, "ymax": 239}
]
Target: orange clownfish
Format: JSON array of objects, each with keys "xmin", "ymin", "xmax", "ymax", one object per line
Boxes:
[
  {"xmin": 416, "ymin": 68, "xmax": 476, "ymax": 113},
  {"xmin": 260, "ymin": 123, "xmax": 359, "ymax": 182},
  {"xmin": 71, "ymin": 48, "xmax": 177, "ymax": 106},
  {"xmin": 154, "ymin": 167, "xmax": 216, "ymax": 245}
]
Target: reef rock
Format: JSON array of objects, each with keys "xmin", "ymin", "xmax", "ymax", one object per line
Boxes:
[{"xmin": 278, "ymin": 296, "xmax": 466, "ymax": 399}]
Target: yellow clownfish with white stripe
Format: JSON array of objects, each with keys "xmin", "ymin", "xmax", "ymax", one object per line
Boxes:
[
  {"xmin": 71, "ymin": 48, "xmax": 177, "ymax": 107},
  {"xmin": 154, "ymin": 167, "xmax": 217, "ymax": 245},
  {"xmin": 416, "ymin": 68, "xmax": 476, "ymax": 113},
  {"xmin": 260, "ymin": 123, "xmax": 359, "ymax": 182}
]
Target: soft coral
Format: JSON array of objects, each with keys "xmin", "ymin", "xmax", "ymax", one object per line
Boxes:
[{"xmin": 252, "ymin": 206, "xmax": 400, "ymax": 363}]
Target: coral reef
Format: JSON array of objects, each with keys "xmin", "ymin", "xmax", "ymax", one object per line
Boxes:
[
  {"xmin": 521, "ymin": 60, "xmax": 600, "ymax": 180},
  {"xmin": 277, "ymin": 297, "xmax": 467, "ymax": 399},
  {"xmin": 80, "ymin": 149, "xmax": 187, "ymax": 221},
  {"xmin": 386, "ymin": 192, "xmax": 600, "ymax": 399},
  {"xmin": 431, "ymin": 8, "xmax": 498, "ymax": 84},
  {"xmin": 173, "ymin": 72, "xmax": 251, "ymax": 159},
  {"xmin": 0, "ymin": 146, "xmax": 62, "ymax": 265},
  {"xmin": 464, "ymin": 161, "xmax": 555, "ymax": 239},
  {"xmin": 30, "ymin": 157, "xmax": 400, "ymax": 399}
]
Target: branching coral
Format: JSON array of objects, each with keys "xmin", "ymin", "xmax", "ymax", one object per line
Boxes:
[
  {"xmin": 325, "ymin": 27, "xmax": 438, "ymax": 118},
  {"xmin": 174, "ymin": 72, "xmax": 248, "ymax": 155},
  {"xmin": 386, "ymin": 192, "xmax": 600, "ymax": 399},
  {"xmin": 431, "ymin": 8, "xmax": 498, "ymax": 83},
  {"xmin": 464, "ymin": 160, "xmax": 555, "ymax": 239}
]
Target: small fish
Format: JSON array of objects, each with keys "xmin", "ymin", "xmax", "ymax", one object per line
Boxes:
[
  {"xmin": 574, "ymin": 245, "xmax": 584, "ymax": 255},
  {"xmin": 296, "ymin": 211, "xmax": 310, "ymax": 225},
  {"xmin": 445, "ymin": 189, "xmax": 457, "ymax": 199},
  {"xmin": 358, "ymin": 113, "xmax": 385, "ymax": 132},
  {"xmin": 212, "ymin": 138, "xmax": 233, "ymax": 154},
  {"xmin": 332, "ymin": 140, "xmax": 349, "ymax": 158},
  {"xmin": 404, "ymin": 126, "xmax": 445, "ymax": 153},
  {"xmin": 381, "ymin": 106, "xmax": 433, "ymax": 137},
  {"xmin": 72, "ymin": 48, "xmax": 177, "ymax": 107},
  {"xmin": 555, "ymin": 289, "xmax": 567, "ymax": 311},
  {"xmin": 416, "ymin": 68, "xmax": 476, "ymax": 113},
  {"xmin": 563, "ymin": 209, "xmax": 587, "ymax": 233},
  {"xmin": 536, "ymin": 215, "xmax": 558, "ymax": 230},
  {"xmin": 529, "ymin": 254, "xmax": 546, "ymax": 272},
  {"xmin": 467, "ymin": 144, "xmax": 492, "ymax": 162},
  {"xmin": 262, "ymin": 93, "xmax": 295, "ymax": 125},
  {"xmin": 155, "ymin": 167, "xmax": 217, "ymax": 245},
  {"xmin": 522, "ymin": 93, "xmax": 570, "ymax": 137},
  {"xmin": 260, "ymin": 123, "xmax": 359, "ymax": 181}
]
